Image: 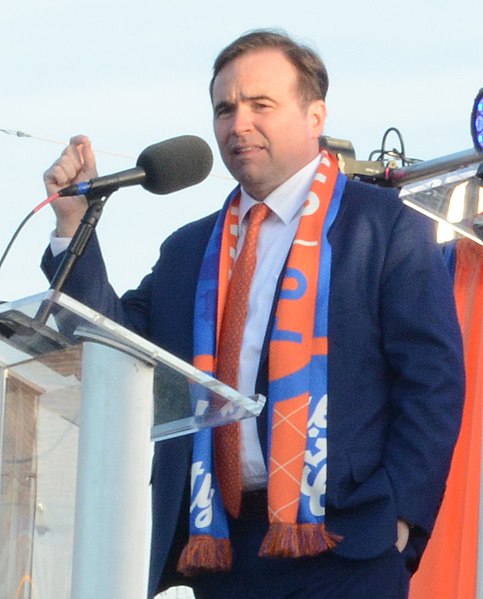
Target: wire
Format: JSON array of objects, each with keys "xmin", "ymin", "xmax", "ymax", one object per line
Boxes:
[
  {"xmin": 0, "ymin": 192, "xmax": 59, "ymax": 272},
  {"xmin": 1, "ymin": 127, "xmax": 133, "ymax": 159},
  {"xmin": 368, "ymin": 127, "xmax": 422, "ymax": 166},
  {"xmin": 0, "ymin": 128, "xmax": 31, "ymax": 138},
  {"xmin": 382, "ymin": 127, "xmax": 406, "ymax": 160},
  {"xmin": 1, "ymin": 126, "xmax": 234, "ymax": 180},
  {"xmin": 32, "ymin": 192, "xmax": 61, "ymax": 214}
]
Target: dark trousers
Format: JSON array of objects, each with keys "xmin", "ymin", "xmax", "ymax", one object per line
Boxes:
[{"xmin": 189, "ymin": 516, "xmax": 412, "ymax": 599}]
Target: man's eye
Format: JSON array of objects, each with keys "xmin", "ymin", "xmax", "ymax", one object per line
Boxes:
[
  {"xmin": 215, "ymin": 106, "xmax": 233, "ymax": 118},
  {"xmin": 254, "ymin": 102, "xmax": 271, "ymax": 111}
]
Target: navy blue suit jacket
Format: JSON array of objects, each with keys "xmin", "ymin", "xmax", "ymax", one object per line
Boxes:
[{"xmin": 42, "ymin": 178, "xmax": 465, "ymax": 597}]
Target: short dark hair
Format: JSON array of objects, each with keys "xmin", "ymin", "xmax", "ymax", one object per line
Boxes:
[{"xmin": 209, "ymin": 29, "xmax": 329, "ymax": 105}]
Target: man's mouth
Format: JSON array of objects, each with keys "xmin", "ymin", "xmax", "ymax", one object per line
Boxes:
[{"xmin": 231, "ymin": 144, "xmax": 264, "ymax": 155}]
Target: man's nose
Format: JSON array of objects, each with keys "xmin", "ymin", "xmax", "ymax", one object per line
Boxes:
[{"xmin": 231, "ymin": 106, "xmax": 253, "ymax": 135}]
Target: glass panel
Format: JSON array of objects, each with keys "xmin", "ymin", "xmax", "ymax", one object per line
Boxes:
[
  {"xmin": 0, "ymin": 291, "xmax": 265, "ymax": 597},
  {"xmin": 399, "ymin": 165, "xmax": 483, "ymax": 246},
  {"xmin": 0, "ymin": 349, "xmax": 82, "ymax": 598},
  {"xmin": 0, "ymin": 372, "xmax": 38, "ymax": 599}
]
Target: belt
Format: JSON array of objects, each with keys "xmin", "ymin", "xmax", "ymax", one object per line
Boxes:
[{"xmin": 238, "ymin": 489, "xmax": 268, "ymax": 521}]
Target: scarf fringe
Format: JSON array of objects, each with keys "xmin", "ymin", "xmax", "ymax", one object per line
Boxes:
[
  {"xmin": 177, "ymin": 535, "xmax": 232, "ymax": 577},
  {"xmin": 259, "ymin": 522, "xmax": 342, "ymax": 559}
]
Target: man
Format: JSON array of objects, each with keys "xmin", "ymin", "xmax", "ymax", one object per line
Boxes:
[{"xmin": 42, "ymin": 30, "xmax": 464, "ymax": 599}]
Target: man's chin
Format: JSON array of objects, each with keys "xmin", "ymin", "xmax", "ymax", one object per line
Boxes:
[{"xmin": 235, "ymin": 172, "xmax": 265, "ymax": 195}]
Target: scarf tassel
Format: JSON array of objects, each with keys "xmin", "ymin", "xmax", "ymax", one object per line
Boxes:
[
  {"xmin": 259, "ymin": 522, "xmax": 342, "ymax": 559},
  {"xmin": 177, "ymin": 535, "xmax": 232, "ymax": 577}
]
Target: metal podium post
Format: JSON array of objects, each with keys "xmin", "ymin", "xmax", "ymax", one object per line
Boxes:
[{"xmin": 71, "ymin": 341, "xmax": 153, "ymax": 599}]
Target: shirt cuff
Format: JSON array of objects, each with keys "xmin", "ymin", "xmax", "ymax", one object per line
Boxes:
[{"xmin": 50, "ymin": 231, "xmax": 71, "ymax": 257}]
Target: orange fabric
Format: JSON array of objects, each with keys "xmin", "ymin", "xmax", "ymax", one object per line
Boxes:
[
  {"xmin": 215, "ymin": 202, "xmax": 271, "ymax": 518},
  {"xmin": 269, "ymin": 393, "xmax": 310, "ymax": 522},
  {"xmin": 312, "ymin": 336, "xmax": 329, "ymax": 355},
  {"xmin": 267, "ymin": 159, "xmax": 337, "ymax": 528},
  {"xmin": 215, "ymin": 200, "xmax": 241, "ymax": 346},
  {"xmin": 410, "ymin": 239, "xmax": 483, "ymax": 599},
  {"xmin": 181, "ymin": 154, "xmax": 342, "ymax": 573}
]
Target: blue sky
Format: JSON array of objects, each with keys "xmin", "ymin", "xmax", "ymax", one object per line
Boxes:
[{"xmin": 1, "ymin": 0, "xmax": 482, "ymax": 300}]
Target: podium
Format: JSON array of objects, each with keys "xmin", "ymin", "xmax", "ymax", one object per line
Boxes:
[{"xmin": 0, "ymin": 290, "xmax": 265, "ymax": 599}]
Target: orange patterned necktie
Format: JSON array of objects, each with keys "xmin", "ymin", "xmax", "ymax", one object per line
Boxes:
[{"xmin": 215, "ymin": 201, "xmax": 271, "ymax": 517}]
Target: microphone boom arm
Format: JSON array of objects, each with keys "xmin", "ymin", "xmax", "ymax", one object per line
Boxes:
[{"xmin": 35, "ymin": 191, "xmax": 111, "ymax": 324}]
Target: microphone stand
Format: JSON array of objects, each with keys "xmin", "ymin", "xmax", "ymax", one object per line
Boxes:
[
  {"xmin": 35, "ymin": 191, "xmax": 112, "ymax": 325},
  {"xmin": 0, "ymin": 192, "xmax": 111, "ymax": 356}
]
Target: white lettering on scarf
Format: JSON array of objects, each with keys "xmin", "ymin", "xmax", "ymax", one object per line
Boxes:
[
  {"xmin": 302, "ymin": 191, "xmax": 320, "ymax": 216},
  {"xmin": 301, "ymin": 394, "xmax": 328, "ymax": 517},
  {"xmin": 190, "ymin": 461, "xmax": 215, "ymax": 528}
]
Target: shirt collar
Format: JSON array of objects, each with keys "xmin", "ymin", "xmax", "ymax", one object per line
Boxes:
[{"xmin": 239, "ymin": 154, "xmax": 322, "ymax": 226}]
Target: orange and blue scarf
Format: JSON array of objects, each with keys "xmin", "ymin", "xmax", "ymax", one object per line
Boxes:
[{"xmin": 178, "ymin": 151, "xmax": 346, "ymax": 575}]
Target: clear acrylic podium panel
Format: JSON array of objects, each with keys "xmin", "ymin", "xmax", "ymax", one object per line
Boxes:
[
  {"xmin": 0, "ymin": 290, "xmax": 264, "ymax": 599},
  {"xmin": 399, "ymin": 164, "xmax": 483, "ymax": 246}
]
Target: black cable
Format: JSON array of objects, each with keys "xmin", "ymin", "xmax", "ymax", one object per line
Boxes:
[
  {"xmin": 0, "ymin": 192, "xmax": 59, "ymax": 283},
  {"xmin": 368, "ymin": 127, "xmax": 422, "ymax": 166},
  {"xmin": 381, "ymin": 127, "xmax": 406, "ymax": 162},
  {"xmin": 0, "ymin": 210, "xmax": 35, "ymax": 272}
]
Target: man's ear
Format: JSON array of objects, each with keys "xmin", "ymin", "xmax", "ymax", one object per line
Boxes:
[{"xmin": 308, "ymin": 100, "xmax": 327, "ymax": 139}]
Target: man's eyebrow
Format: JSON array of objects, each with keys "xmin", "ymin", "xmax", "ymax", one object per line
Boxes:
[
  {"xmin": 214, "ymin": 95, "xmax": 276, "ymax": 114},
  {"xmin": 245, "ymin": 94, "xmax": 275, "ymax": 103}
]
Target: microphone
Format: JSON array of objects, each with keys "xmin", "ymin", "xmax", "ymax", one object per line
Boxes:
[{"xmin": 58, "ymin": 135, "xmax": 213, "ymax": 198}]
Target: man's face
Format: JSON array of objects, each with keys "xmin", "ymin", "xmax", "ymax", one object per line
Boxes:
[{"xmin": 212, "ymin": 49, "xmax": 326, "ymax": 200}]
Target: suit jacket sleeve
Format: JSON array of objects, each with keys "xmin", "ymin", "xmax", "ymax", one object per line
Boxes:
[
  {"xmin": 40, "ymin": 212, "xmax": 218, "ymax": 359},
  {"xmin": 41, "ymin": 233, "xmax": 131, "ymax": 325}
]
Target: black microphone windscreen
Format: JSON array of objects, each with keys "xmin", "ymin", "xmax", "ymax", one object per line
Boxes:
[{"xmin": 136, "ymin": 135, "xmax": 213, "ymax": 195}]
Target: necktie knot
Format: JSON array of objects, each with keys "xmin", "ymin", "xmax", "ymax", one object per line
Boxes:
[
  {"xmin": 241, "ymin": 202, "xmax": 271, "ymax": 258},
  {"xmin": 246, "ymin": 201, "xmax": 271, "ymax": 230},
  {"xmin": 249, "ymin": 201, "xmax": 271, "ymax": 223}
]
